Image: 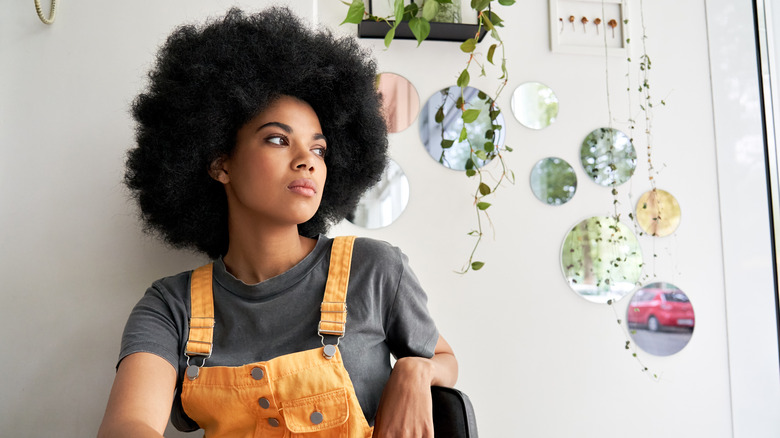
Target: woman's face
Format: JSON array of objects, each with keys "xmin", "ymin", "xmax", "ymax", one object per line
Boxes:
[{"xmin": 215, "ymin": 95, "xmax": 327, "ymax": 229}]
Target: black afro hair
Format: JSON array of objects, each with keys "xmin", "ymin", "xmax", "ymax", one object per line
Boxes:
[{"xmin": 125, "ymin": 7, "xmax": 388, "ymax": 259}]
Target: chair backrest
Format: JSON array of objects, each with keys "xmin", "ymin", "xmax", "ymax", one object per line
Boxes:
[{"xmin": 431, "ymin": 386, "xmax": 479, "ymax": 437}]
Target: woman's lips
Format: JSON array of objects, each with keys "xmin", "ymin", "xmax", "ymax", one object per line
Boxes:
[{"xmin": 288, "ymin": 179, "xmax": 317, "ymax": 197}]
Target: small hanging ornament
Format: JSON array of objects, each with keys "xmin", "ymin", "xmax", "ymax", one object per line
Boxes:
[
  {"xmin": 594, "ymin": 17, "xmax": 602, "ymax": 35},
  {"xmin": 569, "ymin": 15, "xmax": 575, "ymax": 31},
  {"xmin": 581, "ymin": 16, "xmax": 589, "ymax": 33}
]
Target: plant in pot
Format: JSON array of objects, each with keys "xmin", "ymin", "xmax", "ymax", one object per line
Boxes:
[{"xmin": 341, "ymin": 0, "xmax": 517, "ymax": 273}]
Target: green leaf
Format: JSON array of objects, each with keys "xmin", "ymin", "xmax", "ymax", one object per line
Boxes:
[
  {"xmin": 458, "ymin": 126, "xmax": 468, "ymax": 142},
  {"xmin": 498, "ymin": 0, "xmax": 516, "ymax": 5},
  {"xmin": 479, "ymin": 182, "xmax": 491, "ymax": 195},
  {"xmin": 483, "ymin": 141, "xmax": 494, "ymax": 152},
  {"xmin": 462, "ymin": 109, "xmax": 481, "ymax": 123},
  {"xmin": 455, "ymin": 96, "xmax": 464, "ymax": 109},
  {"xmin": 341, "ymin": 0, "xmax": 365, "ymax": 25},
  {"xmin": 470, "ymin": 0, "xmax": 491, "ymax": 11},
  {"xmin": 505, "ymin": 145, "xmax": 513, "ymax": 152},
  {"xmin": 487, "ymin": 44, "xmax": 497, "ymax": 64},
  {"xmin": 402, "ymin": 3, "xmax": 419, "ymax": 20},
  {"xmin": 422, "ymin": 0, "xmax": 440, "ymax": 21},
  {"xmin": 471, "ymin": 261, "xmax": 485, "ymax": 270},
  {"xmin": 436, "ymin": 0, "xmax": 453, "ymax": 4},
  {"xmin": 457, "ymin": 69, "xmax": 470, "ymax": 87},
  {"xmin": 393, "ymin": 0, "xmax": 405, "ymax": 21},
  {"xmin": 441, "ymin": 139, "xmax": 455, "ymax": 149},
  {"xmin": 481, "ymin": 13, "xmax": 494, "ymax": 31},
  {"xmin": 474, "ymin": 149, "xmax": 487, "ymax": 160},
  {"xmin": 460, "ymin": 38, "xmax": 477, "ymax": 53},
  {"xmin": 488, "ymin": 11, "xmax": 504, "ymax": 27},
  {"xmin": 465, "ymin": 158, "xmax": 475, "ymax": 170},
  {"xmin": 465, "ymin": 169, "xmax": 476, "ymax": 177},
  {"xmin": 485, "ymin": 129, "xmax": 494, "ymax": 140},
  {"xmin": 477, "ymin": 202, "xmax": 491, "ymax": 210},
  {"xmin": 435, "ymin": 106, "xmax": 444, "ymax": 123},
  {"xmin": 409, "ymin": 17, "xmax": 430, "ymax": 46},
  {"xmin": 383, "ymin": 26, "xmax": 396, "ymax": 48}
]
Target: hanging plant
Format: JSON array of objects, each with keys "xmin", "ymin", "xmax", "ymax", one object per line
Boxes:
[{"xmin": 341, "ymin": 0, "xmax": 517, "ymax": 273}]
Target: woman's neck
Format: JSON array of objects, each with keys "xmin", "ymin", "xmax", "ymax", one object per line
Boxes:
[{"xmin": 222, "ymin": 224, "xmax": 317, "ymax": 284}]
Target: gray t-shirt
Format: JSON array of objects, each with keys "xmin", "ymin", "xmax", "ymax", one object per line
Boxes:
[{"xmin": 119, "ymin": 235, "xmax": 439, "ymax": 431}]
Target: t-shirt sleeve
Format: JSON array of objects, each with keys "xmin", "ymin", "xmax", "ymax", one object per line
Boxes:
[
  {"xmin": 383, "ymin": 250, "xmax": 439, "ymax": 360},
  {"xmin": 118, "ymin": 282, "xmax": 184, "ymax": 370}
]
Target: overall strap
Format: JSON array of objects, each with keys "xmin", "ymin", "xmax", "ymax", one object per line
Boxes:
[
  {"xmin": 318, "ymin": 236, "xmax": 356, "ymax": 338},
  {"xmin": 186, "ymin": 263, "xmax": 216, "ymax": 358},
  {"xmin": 185, "ymin": 237, "xmax": 357, "ymax": 357}
]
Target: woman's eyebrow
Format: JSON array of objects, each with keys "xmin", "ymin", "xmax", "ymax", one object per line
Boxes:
[
  {"xmin": 256, "ymin": 122, "xmax": 326, "ymax": 142},
  {"xmin": 256, "ymin": 121, "xmax": 292, "ymax": 133}
]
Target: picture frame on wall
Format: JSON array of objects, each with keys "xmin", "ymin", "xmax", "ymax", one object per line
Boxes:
[{"xmin": 549, "ymin": 0, "xmax": 628, "ymax": 56}]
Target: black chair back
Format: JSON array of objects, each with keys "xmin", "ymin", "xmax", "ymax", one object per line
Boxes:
[{"xmin": 431, "ymin": 386, "xmax": 478, "ymax": 437}]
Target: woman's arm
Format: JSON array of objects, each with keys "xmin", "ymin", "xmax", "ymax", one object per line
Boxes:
[
  {"xmin": 373, "ymin": 335, "xmax": 458, "ymax": 438},
  {"xmin": 97, "ymin": 352, "xmax": 177, "ymax": 438}
]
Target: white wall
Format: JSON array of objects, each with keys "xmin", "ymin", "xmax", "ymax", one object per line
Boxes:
[{"xmin": 0, "ymin": 0, "xmax": 777, "ymax": 436}]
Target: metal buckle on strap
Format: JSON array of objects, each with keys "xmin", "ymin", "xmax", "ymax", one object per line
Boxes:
[
  {"xmin": 185, "ymin": 340, "xmax": 213, "ymax": 358},
  {"xmin": 319, "ymin": 301, "xmax": 347, "ymax": 336},
  {"xmin": 318, "ymin": 321, "xmax": 346, "ymax": 336}
]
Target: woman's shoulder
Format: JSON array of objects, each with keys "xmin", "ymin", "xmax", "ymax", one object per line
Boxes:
[
  {"xmin": 144, "ymin": 267, "xmax": 199, "ymax": 302},
  {"xmin": 350, "ymin": 236, "xmax": 404, "ymax": 262}
]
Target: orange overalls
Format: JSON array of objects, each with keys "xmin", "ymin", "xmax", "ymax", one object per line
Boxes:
[{"xmin": 180, "ymin": 236, "xmax": 374, "ymax": 437}]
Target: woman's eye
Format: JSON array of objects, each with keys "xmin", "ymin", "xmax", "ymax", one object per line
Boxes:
[
  {"xmin": 313, "ymin": 147, "xmax": 327, "ymax": 157},
  {"xmin": 267, "ymin": 135, "xmax": 287, "ymax": 145}
]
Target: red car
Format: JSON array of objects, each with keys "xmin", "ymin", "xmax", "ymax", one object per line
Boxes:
[{"xmin": 627, "ymin": 285, "xmax": 695, "ymax": 331}]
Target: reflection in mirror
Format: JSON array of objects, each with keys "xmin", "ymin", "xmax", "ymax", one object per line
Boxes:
[
  {"xmin": 347, "ymin": 159, "xmax": 410, "ymax": 229},
  {"xmin": 376, "ymin": 72, "xmax": 420, "ymax": 133},
  {"xmin": 510, "ymin": 82, "xmax": 559, "ymax": 129},
  {"xmin": 627, "ymin": 283, "xmax": 694, "ymax": 356},
  {"xmin": 580, "ymin": 127, "xmax": 637, "ymax": 186},
  {"xmin": 530, "ymin": 157, "xmax": 577, "ymax": 205},
  {"xmin": 418, "ymin": 85, "xmax": 506, "ymax": 171},
  {"xmin": 636, "ymin": 189, "xmax": 681, "ymax": 237},
  {"xmin": 561, "ymin": 216, "xmax": 643, "ymax": 303}
]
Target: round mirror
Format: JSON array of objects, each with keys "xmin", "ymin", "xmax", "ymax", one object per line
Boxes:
[
  {"xmin": 418, "ymin": 85, "xmax": 506, "ymax": 171},
  {"xmin": 510, "ymin": 82, "xmax": 559, "ymax": 129},
  {"xmin": 376, "ymin": 72, "xmax": 420, "ymax": 133},
  {"xmin": 635, "ymin": 189, "xmax": 681, "ymax": 237},
  {"xmin": 580, "ymin": 127, "xmax": 637, "ymax": 186},
  {"xmin": 530, "ymin": 157, "xmax": 577, "ymax": 205},
  {"xmin": 347, "ymin": 159, "xmax": 410, "ymax": 229},
  {"xmin": 561, "ymin": 216, "xmax": 643, "ymax": 303},
  {"xmin": 627, "ymin": 282, "xmax": 695, "ymax": 356}
]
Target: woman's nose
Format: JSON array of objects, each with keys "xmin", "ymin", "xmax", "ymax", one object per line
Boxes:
[{"xmin": 292, "ymin": 145, "xmax": 315, "ymax": 172}]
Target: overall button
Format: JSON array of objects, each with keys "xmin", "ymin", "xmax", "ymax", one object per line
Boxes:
[
  {"xmin": 251, "ymin": 367, "xmax": 264, "ymax": 380},
  {"xmin": 310, "ymin": 411, "xmax": 324, "ymax": 425},
  {"xmin": 258, "ymin": 397, "xmax": 271, "ymax": 409},
  {"xmin": 185, "ymin": 365, "xmax": 199, "ymax": 380},
  {"xmin": 268, "ymin": 418, "xmax": 280, "ymax": 427}
]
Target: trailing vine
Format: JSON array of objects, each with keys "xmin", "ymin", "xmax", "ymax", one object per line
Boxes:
[
  {"xmin": 341, "ymin": 0, "xmax": 516, "ymax": 273},
  {"xmin": 598, "ymin": 0, "xmax": 664, "ymax": 379}
]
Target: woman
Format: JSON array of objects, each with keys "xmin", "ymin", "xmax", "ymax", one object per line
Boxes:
[{"xmin": 98, "ymin": 7, "xmax": 457, "ymax": 437}]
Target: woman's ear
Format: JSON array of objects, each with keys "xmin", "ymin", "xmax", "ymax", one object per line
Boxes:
[{"xmin": 208, "ymin": 156, "xmax": 230, "ymax": 184}]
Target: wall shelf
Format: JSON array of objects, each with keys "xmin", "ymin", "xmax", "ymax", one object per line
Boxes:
[{"xmin": 357, "ymin": 20, "xmax": 487, "ymax": 42}]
